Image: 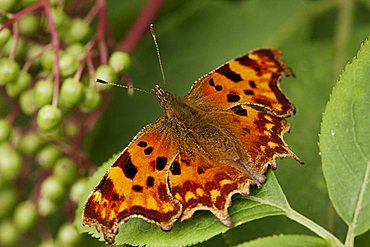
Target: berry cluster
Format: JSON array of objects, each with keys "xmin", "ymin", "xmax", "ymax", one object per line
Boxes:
[{"xmin": 0, "ymin": 0, "xmax": 131, "ymax": 246}]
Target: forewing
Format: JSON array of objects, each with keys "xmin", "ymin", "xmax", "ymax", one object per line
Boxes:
[
  {"xmin": 185, "ymin": 48, "xmax": 295, "ymax": 117},
  {"xmin": 82, "ymin": 117, "xmax": 182, "ymax": 244}
]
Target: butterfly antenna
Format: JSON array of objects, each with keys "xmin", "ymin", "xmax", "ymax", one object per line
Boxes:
[
  {"xmin": 150, "ymin": 24, "xmax": 167, "ymax": 87},
  {"xmin": 96, "ymin": 79, "xmax": 149, "ymax": 94}
]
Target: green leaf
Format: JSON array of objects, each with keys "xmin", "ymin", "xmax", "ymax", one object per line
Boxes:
[
  {"xmin": 320, "ymin": 37, "xmax": 370, "ymax": 238},
  {"xmin": 235, "ymin": 234, "xmax": 330, "ymax": 247}
]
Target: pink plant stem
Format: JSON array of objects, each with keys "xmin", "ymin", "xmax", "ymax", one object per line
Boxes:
[
  {"xmin": 43, "ymin": 0, "xmax": 61, "ymax": 108},
  {"xmin": 119, "ymin": 0, "xmax": 163, "ymax": 53},
  {"xmin": 6, "ymin": 102, "xmax": 20, "ymax": 124},
  {"xmin": 9, "ymin": 23, "xmax": 19, "ymax": 60},
  {"xmin": 97, "ymin": 0, "xmax": 108, "ymax": 64},
  {"xmin": 0, "ymin": 1, "xmax": 44, "ymax": 31}
]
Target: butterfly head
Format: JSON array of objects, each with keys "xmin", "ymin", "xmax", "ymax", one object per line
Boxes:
[{"xmin": 151, "ymin": 85, "xmax": 175, "ymax": 110}]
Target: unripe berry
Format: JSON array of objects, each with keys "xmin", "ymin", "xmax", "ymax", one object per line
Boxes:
[
  {"xmin": 0, "ymin": 144, "xmax": 21, "ymax": 181},
  {"xmin": 53, "ymin": 158, "xmax": 77, "ymax": 185},
  {"xmin": 59, "ymin": 52, "xmax": 79, "ymax": 77},
  {"xmin": 0, "ymin": 28, "xmax": 11, "ymax": 47},
  {"xmin": 37, "ymin": 145, "xmax": 61, "ymax": 169},
  {"xmin": 0, "ymin": 187, "xmax": 17, "ymax": 218},
  {"xmin": 18, "ymin": 131, "xmax": 44, "ymax": 156},
  {"xmin": 0, "ymin": 0, "xmax": 16, "ymax": 11},
  {"xmin": 109, "ymin": 51, "xmax": 131, "ymax": 73},
  {"xmin": 38, "ymin": 196, "xmax": 56, "ymax": 216},
  {"xmin": 56, "ymin": 223, "xmax": 81, "ymax": 246},
  {"xmin": 34, "ymin": 80, "xmax": 54, "ymax": 107},
  {"xmin": 6, "ymin": 70, "xmax": 31, "ymax": 97},
  {"xmin": 18, "ymin": 14, "xmax": 39, "ymax": 35},
  {"xmin": 37, "ymin": 105, "xmax": 62, "ymax": 131},
  {"xmin": 60, "ymin": 78, "xmax": 83, "ymax": 108},
  {"xmin": 19, "ymin": 90, "xmax": 37, "ymax": 115},
  {"xmin": 40, "ymin": 176, "xmax": 65, "ymax": 201},
  {"xmin": 0, "ymin": 119, "xmax": 11, "ymax": 142},
  {"xmin": 64, "ymin": 18, "xmax": 89, "ymax": 43},
  {"xmin": 40, "ymin": 49, "xmax": 55, "ymax": 71},
  {"xmin": 70, "ymin": 179, "xmax": 86, "ymax": 203},
  {"xmin": 79, "ymin": 87, "xmax": 101, "ymax": 112},
  {"xmin": 0, "ymin": 220, "xmax": 18, "ymax": 246},
  {"xmin": 13, "ymin": 200, "xmax": 37, "ymax": 231},
  {"xmin": 95, "ymin": 65, "xmax": 118, "ymax": 90},
  {"xmin": 0, "ymin": 58, "xmax": 20, "ymax": 85}
]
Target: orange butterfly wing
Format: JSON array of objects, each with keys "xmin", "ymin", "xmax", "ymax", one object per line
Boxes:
[
  {"xmin": 82, "ymin": 118, "xmax": 182, "ymax": 244},
  {"xmin": 185, "ymin": 48, "xmax": 295, "ymax": 117}
]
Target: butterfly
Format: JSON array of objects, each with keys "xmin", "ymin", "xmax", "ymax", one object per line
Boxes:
[{"xmin": 82, "ymin": 48, "xmax": 302, "ymax": 244}]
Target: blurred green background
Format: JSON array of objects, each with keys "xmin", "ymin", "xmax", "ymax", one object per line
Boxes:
[{"xmin": 84, "ymin": 0, "xmax": 370, "ymax": 246}]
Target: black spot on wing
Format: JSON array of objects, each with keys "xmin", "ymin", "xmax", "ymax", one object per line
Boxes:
[
  {"xmin": 244, "ymin": 90, "xmax": 254, "ymax": 95},
  {"xmin": 123, "ymin": 159, "xmax": 138, "ymax": 179},
  {"xmin": 249, "ymin": 80, "xmax": 256, "ymax": 88},
  {"xmin": 132, "ymin": 185, "xmax": 143, "ymax": 192},
  {"xmin": 216, "ymin": 64, "xmax": 242, "ymax": 82},
  {"xmin": 215, "ymin": 85, "xmax": 223, "ymax": 91},
  {"xmin": 170, "ymin": 161, "xmax": 181, "ymax": 175},
  {"xmin": 230, "ymin": 105, "xmax": 247, "ymax": 116},
  {"xmin": 144, "ymin": 146, "xmax": 153, "ymax": 155},
  {"xmin": 137, "ymin": 141, "xmax": 147, "ymax": 147},
  {"xmin": 146, "ymin": 176, "xmax": 154, "ymax": 187},
  {"xmin": 197, "ymin": 167, "xmax": 205, "ymax": 175},
  {"xmin": 227, "ymin": 94, "xmax": 241, "ymax": 102},
  {"xmin": 156, "ymin": 156, "xmax": 167, "ymax": 171}
]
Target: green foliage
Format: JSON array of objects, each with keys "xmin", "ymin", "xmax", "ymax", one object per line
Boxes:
[{"xmin": 320, "ymin": 39, "xmax": 370, "ymax": 240}]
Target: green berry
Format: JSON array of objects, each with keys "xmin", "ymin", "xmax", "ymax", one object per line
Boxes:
[
  {"xmin": 40, "ymin": 176, "xmax": 65, "ymax": 201},
  {"xmin": 56, "ymin": 223, "xmax": 80, "ymax": 246},
  {"xmin": 19, "ymin": 90, "xmax": 37, "ymax": 115},
  {"xmin": 53, "ymin": 158, "xmax": 77, "ymax": 185},
  {"xmin": 64, "ymin": 18, "xmax": 89, "ymax": 43},
  {"xmin": 38, "ymin": 238, "xmax": 55, "ymax": 247},
  {"xmin": 3, "ymin": 37, "xmax": 26, "ymax": 59},
  {"xmin": 0, "ymin": 0, "xmax": 16, "ymax": 11},
  {"xmin": 79, "ymin": 87, "xmax": 101, "ymax": 112},
  {"xmin": 0, "ymin": 187, "xmax": 17, "ymax": 218},
  {"xmin": 0, "ymin": 58, "xmax": 20, "ymax": 85},
  {"xmin": 60, "ymin": 78, "xmax": 83, "ymax": 108},
  {"xmin": 13, "ymin": 200, "xmax": 37, "ymax": 231},
  {"xmin": 0, "ymin": 220, "xmax": 18, "ymax": 246},
  {"xmin": 109, "ymin": 51, "xmax": 131, "ymax": 73},
  {"xmin": 70, "ymin": 179, "xmax": 86, "ymax": 203},
  {"xmin": 34, "ymin": 80, "xmax": 54, "ymax": 107},
  {"xmin": 95, "ymin": 64, "xmax": 117, "ymax": 83},
  {"xmin": 0, "ymin": 119, "xmax": 11, "ymax": 142},
  {"xmin": 37, "ymin": 196, "xmax": 56, "ymax": 216},
  {"xmin": 37, "ymin": 105, "xmax": 62, "ymax": 131},
  {"xmin": 0, "ymin": 144, "xmax": 21, "ymax": 181},
  {"xmin": 40, "ymin": 49, "xmax": 55, "ymax": 71},
  {"xmin": 51, "ymin": 9, "xmax": 70, "ymax": 35},
  {"xmin": 37, "ymin": 145, "xmax": 61, "ymax": 169},
  {"xmin": 18, "ymin": 14, "xmax": 39, "ymax": 35},
  {"xmin": 0, "ymin": 28, "xmax": 11, "ymax": 47},
  {"xmin": 59, "ymin": 52, "xmax": 79, "ymax": 77},
  {"xmin": 18, "ymin": 131, "xmax": 44, "ymax": 155},
  {"xmin": 64, "ymin": 121, "xmax": 79, "ymax": 138},
  {"xmin": 6, "ymin": 70, "xmax": 31, "ymax": 97},
  {"xmin": 65, "ymin": 43, "xmax": 85, "ymax": 60}
]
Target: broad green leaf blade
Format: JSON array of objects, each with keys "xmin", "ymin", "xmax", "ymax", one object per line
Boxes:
[
  {"xmin": 235, "ymin": 235, "xmax": 330, "ymax": 247},
  {"xmin": 320, "ymin": 37, "xmax": 370, "ymax": 236},
  {"xmin": 76, "ymin": 154, "xmax": 287, "ymax": 247}
]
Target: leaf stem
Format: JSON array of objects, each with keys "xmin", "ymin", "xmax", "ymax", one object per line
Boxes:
[{"xmin": 249, "ymin": 196, "xmax": 344, "ymax": 247}]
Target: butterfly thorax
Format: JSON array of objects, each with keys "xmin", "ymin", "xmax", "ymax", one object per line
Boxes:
[{"xmin": 152, "ymin": 85, "xmax": 242, "ymax": 163}]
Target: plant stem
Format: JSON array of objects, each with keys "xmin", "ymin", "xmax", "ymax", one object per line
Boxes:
[
  {"xmin": 286, "ymin": 208, "xmax": 344, "ymax": 247},
  {"xmin": 249, "ymin": 196, "xmax": 344, "ymax": 247},
  {"xmin": 333, "ymin": 0, "xmax": 354, "ymax": 79},
  {"xmin": 119, "ymin": 0, "xmax": 163, "ymax": 53},
  {"xmin": 43, "ymin": 0, "xmax": 61, "ymax": 108}
]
